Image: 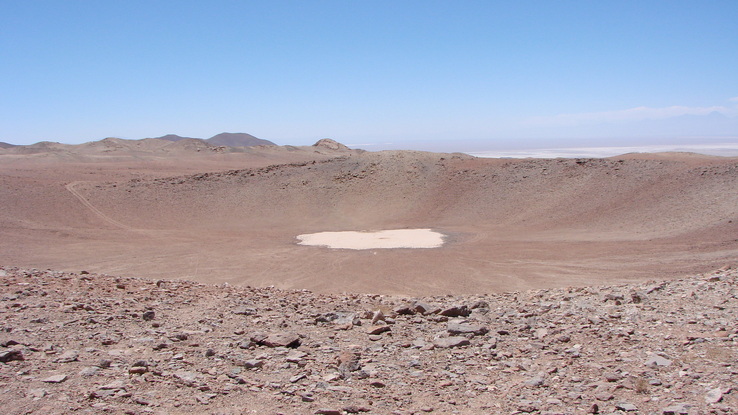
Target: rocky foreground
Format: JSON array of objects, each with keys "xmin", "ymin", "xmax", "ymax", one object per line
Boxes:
[{"xmin": 1, "ymin": 266, "xmax": 736, "ymax": 415}]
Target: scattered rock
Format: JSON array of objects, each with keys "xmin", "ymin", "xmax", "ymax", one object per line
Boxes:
[
  {"xmin": 366, "ymin": 325, "xmax": 390, "ymax": 335},
  {"xmin": 446, "ymin": 320, "xmax": 488, "ymax": 336},
  {"xmin": 53, "ymin": 350, "xmax": 79, "ymax": 363},
  {"xmin": 79, "ymin": 366, "xmax": 99, "ymax": 377},
  {"xmin": 705, "ymin": 387, "xmax": 724, "ymax": 404},
  {"xmin": 394, "ymin": 305, "xmax": 415, "ymax": 315},
  {"xmin": 595, "ymin": 392, "xmax": 613, "ymax": 401},
  {"xmin": 232, "ymin": 306, "xmax": 256, "ymax": 315},
  {"xmin": 243, "ymin": 359, "xmax": 264, "ymax": 369},
  {"xmin": 286, "ymin": 350, "xmax": 307, "ymax": 363},
  {"xmin": 0, "ymin": 350, "xmax": 24, "ymax": 363},
  {"xmin": 1, "ymin": 265, "xmax": 736, "ymax": 414},
  {"xmin": 343, "ymin": 405, "xmax": 370, "ymax": 413},
  {"xmin": 173, "ymin": 370, "xmax": 198, "ymax": 387},
  {"xmin": 371, "ymin": 310, "xmax": 385, "ymax": 324},
  {"xmin": 413, "ymin": 302, "xmax": 439, "ymax": 315},
  {"xmin": 662, "ymin": 403, "xmax": 692, "ymax": 415},
  {"xmin": 616, "ymin": 402, "xmax": 637, "ymax": 411},
  {"xmin": 439, "ymin": 305, "xmax": 471, "ymax": 317},
  {"xmin": 41, "ymin": 374, "xmax": 68, "ymax": 383},
  {"xmin": 100, "ymin": 380, "xmax": 126, "ymax": 390},
  {"xmin": 433, "ymin": 336, "xmax": 470, "ymax": 348},
  {"xmin": 524, "ymin": 376, "xmax": 545, "ymax": 387},
  {"xmin": 645, "ymin": 354, "xmax": 673, "ymax": 367},
  {"xmin": 603, "ymin": 371, "xmax": 622, "ymax": 382},
  {"xmin": 27, "ymin": 388, "xmax": 47, "ymax": 399},
  {"xmin": 0, "ymin": 339, "xmax": 20, "ymax": 347},
  {"xmin": 289, "ymin": 373, "xmax": 306, "ymax": 383},
  {"xmin": 257, "ymin": 332, "xmax": 301, "ymax": 348},
  {"xmin": 99, "ymin": 334, "xmax": 120, "ymax": 345}
]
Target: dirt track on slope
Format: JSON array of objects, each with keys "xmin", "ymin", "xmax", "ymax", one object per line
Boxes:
[{"xmin": 65, "ymin": 182, "xmax": 134, "ymax": 231}]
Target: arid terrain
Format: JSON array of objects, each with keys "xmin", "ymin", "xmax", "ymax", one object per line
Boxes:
[
  {"xmin": 0, "ymin": 137, "xmax": 737, "ymax": 414},
  {"xmin": 1, "ymin": 138, "xmax": 737, "ymax": 295},
  {"xmin": 1, "ymin": 265, "xmax": 736, "ymax": 414}
]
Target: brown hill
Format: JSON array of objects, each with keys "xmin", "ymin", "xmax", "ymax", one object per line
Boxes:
[
  {"xmin": 0, "ymin": 133, "xmax": 275, "ymax": 158},
  {"xmin": 314, "ymin": 138, "xmax": 350, "ymax": 150},
  {"xmin": 79, "ymin": 137, "xmax": 174, "ymax": 153},
  {"xmin": 0, "ymin": 146, "xmax": 735, "ymax": 295},
  {"xmin": 14, "ymin": 141, "xmax": 73, "ymax": 153}
]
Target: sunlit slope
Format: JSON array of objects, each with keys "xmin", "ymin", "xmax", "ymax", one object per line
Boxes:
[{"xmin": 78, "ymin": 152, "xmax": 738, "ymax": 241}]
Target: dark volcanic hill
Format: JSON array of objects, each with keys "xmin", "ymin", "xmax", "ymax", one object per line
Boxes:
[
  {"xmin": 0, "ymin": 141, "xmax": 16, "ymax": 148},
  {"xmin": 151, "ymin": 132, "xmax": 276, "ymax": 147},
  {"xmin": 150, "ymin": 134, "xmax": 200, "ymax": 142},
  {"xmin": 206, "ymin": 132, "xmax": 276, "ymax": 147}
]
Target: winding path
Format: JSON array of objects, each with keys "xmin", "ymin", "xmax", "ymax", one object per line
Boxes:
[{"xmin": 65, "ymin": 181, "xmax": 134, "ymax": 230}]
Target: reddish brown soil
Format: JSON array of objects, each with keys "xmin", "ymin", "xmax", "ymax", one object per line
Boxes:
[{"xmin": 1, "ymin": 142, "xmax": 737, "ymax": 295}]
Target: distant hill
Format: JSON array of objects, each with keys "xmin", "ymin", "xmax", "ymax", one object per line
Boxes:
[
  {"xmin": 150, "ymin": 132, "xmax": 276, "ymax": 147},
  {"xmin": 0, "ymin": 133, "xmax": 283, "ymax": 157},
  {"xmin": 150, "ymin": 134, "xmax": 200, "ymax": 142},
  {"xmin": 206, "ymin": 132, "xmax": 275, "ymax": 147},
  {"xmin": 1, "ymin": 133, "xmax": 276, "ymax": 150},
  {"xmin": 313, "ymin": 138, "xmax": 349, "ymax": 150}
]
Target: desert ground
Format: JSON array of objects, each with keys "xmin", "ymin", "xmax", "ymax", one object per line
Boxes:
[
  {"xmin": 1, "ymin": 138, "xmax": 737, "ymax": 414},
  {"xmin": 1, "ymin": 138, "xmax": 736, "ymax": 295}
]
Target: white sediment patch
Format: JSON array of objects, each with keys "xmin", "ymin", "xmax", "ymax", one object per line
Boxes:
[{"xmin": 296, "ymin": 228, "xmax": 445, "ymax": 250}]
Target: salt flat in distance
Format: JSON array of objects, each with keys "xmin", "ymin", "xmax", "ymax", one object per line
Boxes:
[{"xmin": 296, "ymin": 228, "xmax": 445, "ymax": 250}]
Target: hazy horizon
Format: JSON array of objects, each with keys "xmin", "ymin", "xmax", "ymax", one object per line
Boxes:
[{"xmin": 4, "ymin": 131, "xmax": 738, "ymax": 159}]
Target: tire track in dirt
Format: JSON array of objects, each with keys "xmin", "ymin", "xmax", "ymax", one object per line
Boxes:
[{"xmin": 66, "ymin": 181, "xmax": 135, "ymax": 231}]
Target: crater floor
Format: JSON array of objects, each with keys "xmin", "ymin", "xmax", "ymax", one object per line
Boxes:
[{"xmin": 296, "ymin": 229, "xmax": 446, "ymax": 250}]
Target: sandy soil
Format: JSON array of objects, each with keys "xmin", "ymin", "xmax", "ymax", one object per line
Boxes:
[{"xmin": 1, "ymin": 140, "xmax": 737, "ymax": 295}]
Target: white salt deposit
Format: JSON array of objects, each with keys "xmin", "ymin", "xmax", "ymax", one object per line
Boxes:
[{"xmin": 296, "ymin": 228, "xmax": 445, "ymax": 250}]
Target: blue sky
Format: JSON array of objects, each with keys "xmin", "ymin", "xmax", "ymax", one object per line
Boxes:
[{"xmin": 1, "ymin": 1, "xmax": 737, "ymax": 151}]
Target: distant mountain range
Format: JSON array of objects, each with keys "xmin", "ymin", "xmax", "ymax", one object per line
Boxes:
[
  {"xmin": 150, "ymin": 132, "xmax": 276, "ymax": 147},
  {"xmin": 0, "ymin": 133, "xmax": 275, "ymax": 148}
]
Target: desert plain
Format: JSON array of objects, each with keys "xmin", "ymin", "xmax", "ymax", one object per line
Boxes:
[{"xmin": 0, "ymin": 137, "xmax": 737, "ymax": 414}]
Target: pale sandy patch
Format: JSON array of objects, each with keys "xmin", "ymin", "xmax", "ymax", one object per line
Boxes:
[{"xmin": 296, "ymin": 228, "xmax": 445, "ymax": 250}]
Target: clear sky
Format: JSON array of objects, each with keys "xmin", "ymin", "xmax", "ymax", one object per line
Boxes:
[{"xmin": 1, "ymin": 1, "xmax": 737, "ymax": 151}]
